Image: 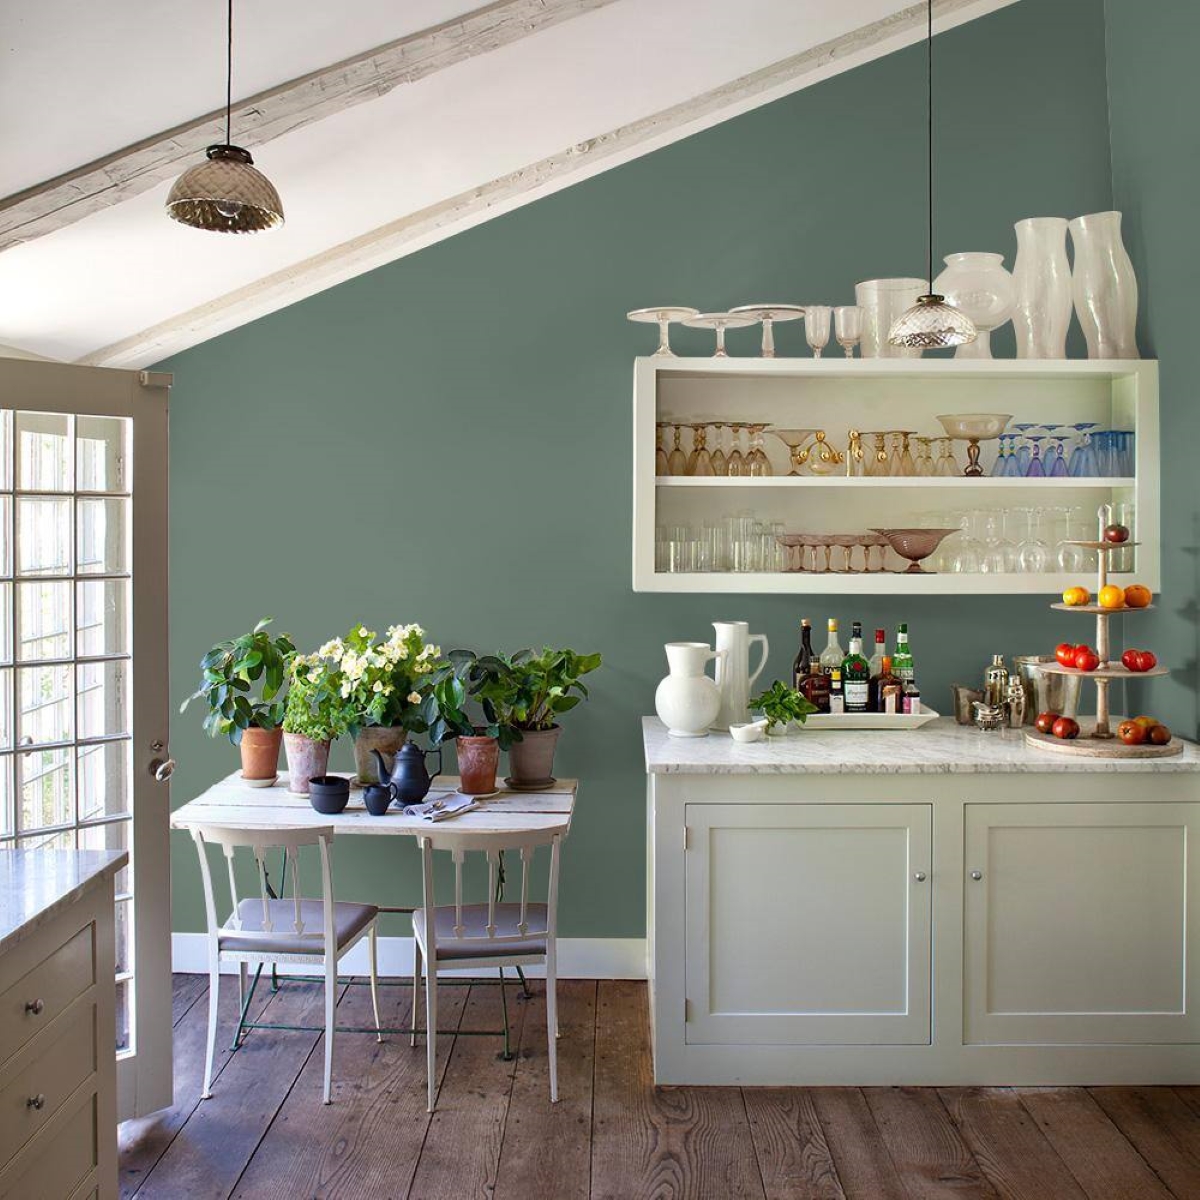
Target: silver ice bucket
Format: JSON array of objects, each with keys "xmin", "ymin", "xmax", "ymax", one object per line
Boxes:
[{"xmin": 1014, "ymin": 654, "xmax": 1081, "ymax": 723}]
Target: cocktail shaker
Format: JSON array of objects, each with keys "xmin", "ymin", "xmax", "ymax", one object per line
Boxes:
[
  {"xmin": 984, "ymin": 654, "xmax": 1009, "ymax": 707},
  {"xmin": 1005, "ymin": 678, "xmax": 1027, "ymax": 728}
]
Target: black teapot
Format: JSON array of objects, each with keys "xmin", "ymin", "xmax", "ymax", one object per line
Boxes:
[{"xmin": 372, "ymin": 742, "xmax": 443, "ymax": 805}]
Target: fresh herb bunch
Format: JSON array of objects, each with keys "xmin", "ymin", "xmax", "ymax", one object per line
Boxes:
[{"xmin": 749, "ymin": 680, "xmax": 819, "ymax": 731}]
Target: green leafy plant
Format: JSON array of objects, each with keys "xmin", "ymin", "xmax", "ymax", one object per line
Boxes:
[
  {"xmin": 499, "ymin": 647, "xmax": 602, "ymax": 732},
  {"xmin": 180, "ymin": 618, "xmax": 296, "ymax": 743},
  {"xmin": 419, "ymin": 650, "xmax": 520, "ymax": 749},
  {"xmin": 282, "ymin": 651, "xmax": 351, "ymax": 742},
  {"xmin": 749, "ymin": 681, "xmax": 818, "ymax": 731}
]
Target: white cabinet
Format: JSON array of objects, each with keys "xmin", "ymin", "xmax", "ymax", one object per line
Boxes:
[
  {"xmin": 683, "ymin": 803, "xmax": 931, "ymax": 1045},
  {"xmin": 963, "ymin": 801, "xmax": 1200, "ymax": 1046}
]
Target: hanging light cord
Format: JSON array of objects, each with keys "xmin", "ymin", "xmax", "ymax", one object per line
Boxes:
[
  {"xmin": 925, "ymin": 0, "xmax": 934, "ymax": 294},
  {"xmin": 225, "ymin": 0, "xmax": 234, "ymax": 147}
]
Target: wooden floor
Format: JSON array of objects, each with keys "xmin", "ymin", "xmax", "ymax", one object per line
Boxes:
[{"xmin": 119, "ymin": 974, "xmax": 1200, "ymax": 1200}]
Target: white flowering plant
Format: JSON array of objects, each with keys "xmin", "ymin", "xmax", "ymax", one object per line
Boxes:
[{"xmin": 315, "ymin": 623, "xmax": 443, "ymax": 738}]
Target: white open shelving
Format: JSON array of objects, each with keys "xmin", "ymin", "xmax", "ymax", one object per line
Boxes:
[{"xmin": 632, "ymin": 356, "xmax": 1160, "ymax": 595}]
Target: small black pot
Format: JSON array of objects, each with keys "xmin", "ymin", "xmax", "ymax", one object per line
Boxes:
[
  {"xmin": 362, "ymin": 784, "xmax": 394, "ymax": 817},
  {"xmin": 308, "ymin": 775, "xmax": 350, "ymax": 815}
]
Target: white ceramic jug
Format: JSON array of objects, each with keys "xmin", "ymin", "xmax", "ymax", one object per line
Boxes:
[
  {"xmin": 655, "ymin": 642, "xmax": 726, "ymax": 738},
  {"xmin": 712, "ymin": 621, "xmax": 769, "ymax": 730}
]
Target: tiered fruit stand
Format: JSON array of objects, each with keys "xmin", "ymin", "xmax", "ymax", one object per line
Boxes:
[{"xmin": 1025, "ymin": 504, "xmax": 1179, "ymax": 757}]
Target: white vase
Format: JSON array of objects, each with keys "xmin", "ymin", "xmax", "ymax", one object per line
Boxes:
[
  {"xmin": 711, "ymin": 620, "xmax": 769, "ymax": 730},
  {"xmin": 933, "ymin": 252, "xmax": 1016, "ymax": 359},
  {"xmin": 1011, "ymin": 217, "xmax": 1072, "ymax": 359},
  {"xmin": 855, "ymin": 278, "xmax": 926, "ymax": 358},
  {"xmin": 654, "ymin": 642, "xmax": 725, "ymax": 738},
  {"xmin": 1069, "ymin": 211, "xmax": 1139, "ymax": 359}
]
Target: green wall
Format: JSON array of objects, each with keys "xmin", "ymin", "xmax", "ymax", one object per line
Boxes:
[
  {"xmin": 1105, "ymin": 0, "xmax": 1200, "ymax": 740},
  {"xmin": 160, "ymin": 0, "xmax": 1115, "ymax": 938}
]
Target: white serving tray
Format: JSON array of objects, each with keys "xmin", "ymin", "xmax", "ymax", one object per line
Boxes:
[{"xmin": 796, "ymin": 705, "xmax": 940, "ymax": 731}]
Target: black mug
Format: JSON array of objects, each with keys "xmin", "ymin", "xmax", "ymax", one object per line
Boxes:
[{"xmin": 362, "ymin": 784, "xmax": 393, "ymax": 817}]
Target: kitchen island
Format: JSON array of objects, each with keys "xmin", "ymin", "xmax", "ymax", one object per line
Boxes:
[{"xmin": 643, "ymin": 715, "xmax": 1200, "ymax": 1085}]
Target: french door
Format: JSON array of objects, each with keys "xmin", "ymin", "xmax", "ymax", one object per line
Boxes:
[{"xmin": 0, "ymin": 357, "xmax": 172, "ymax": 1119}]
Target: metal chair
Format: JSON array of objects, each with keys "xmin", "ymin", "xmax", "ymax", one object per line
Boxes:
[
  {"xmin": 411, "ymin": 827, "xmax": 563, "ymax": 1111},
  {"xmin": 190, "ymin": 823, "xmax": 382, "ymax": 1105}
]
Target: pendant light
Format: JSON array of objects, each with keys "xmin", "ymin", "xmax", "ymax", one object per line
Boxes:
[
  {"xmin": 166, "ymin": 0, "xmax": 284, "ymax": 233},
  {"xmin": 887, "ymin": 0, "xmax": 975, "ymax": 349}
]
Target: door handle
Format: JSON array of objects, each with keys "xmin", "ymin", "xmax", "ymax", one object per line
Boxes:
[{"xmin": 150, "ymin": 758, "xmax": 176, "ymax": 782}]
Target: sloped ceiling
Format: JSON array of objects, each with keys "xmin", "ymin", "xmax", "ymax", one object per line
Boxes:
[{"xmin": 0, "ymin": 0, "xmax": 1013, "ymax": 366}]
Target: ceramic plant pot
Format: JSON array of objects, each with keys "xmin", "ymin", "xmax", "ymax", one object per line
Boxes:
[
  {"xmin": 507, "ymin": 726, "xmax": 561, "ymax": 789},
  {"xmin": 308, "ymin": 775, "xmax": 350, "ymax": 815},
  {"xmin": 353, "ymin": 725, "xmax": 408, "ymax": 784},
  {"xmin": 284, "ymin": 733, "xmax": 332, "ymax": 795},
  {"xmin": 456, "ymin": 735, "xmax": 500, "ymax": 796},
  {"xmin": 240, "ymin": 726, "xmax": 283, "ymax": 781}
]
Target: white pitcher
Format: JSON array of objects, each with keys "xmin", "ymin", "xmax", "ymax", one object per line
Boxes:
[
  {"xmin": 712, "ymin": 620, "xmax": 769, "ymax": 730},
  {"xmin": 655, "ymin": 642, "xmax": 726, "ymax": 738}
]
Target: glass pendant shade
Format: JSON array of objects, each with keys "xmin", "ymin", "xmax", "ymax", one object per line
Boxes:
[
  {"xmin": 166, "ymin": 144, "xmax": 284, "ymax": 233},
  {"xmin": 888, "ymin": 293, "xmax": 977, "ymax": 349}
]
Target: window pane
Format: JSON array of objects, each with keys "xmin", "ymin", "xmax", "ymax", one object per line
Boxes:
[
  {"xmin": 77, "ymin": 580, "xmax": 129, "ymax": 658},
  {"xmin": 16, "ymin": 827, "xmax": 73, "ymax": 850},
  {"xmin": 114, "ymin": 897, "xmax": 132, "ymax": 974},
  {"xmin": 0, "ymin": 668, "xmax": 10, "ymax": 749},
  {"xmin": 78, "ymin": 741, "xmax": 131, "ymax": 821},
  {"xmin": 76, "ymin": 417, "xmax": 130, "ymax": 494},
  {"xmin": 79, "ymin": 817, "xmax": 130, "ymax": 893},
  {"xmin": 78, "ymin": 660, "xmax": 129, "ymax": 740},
  {"xmin": 15, "ymin": 411, "xmax": 72, "ymax": 492},
  {"xmin": 18, "ymin": 663, "xmax": 72, "ymax": 746},
  {"xmin": 0, "ymin": 584, "xmax": 10, "ymax": 663},
  {"xmin": 17, "ymin": 580, "xmax": 71, "ymax": 661},
  {"xmin": 77, "ymin": 497, "xmax": 128, "ymax": 576},
  {"xmin": 0, "ymin": 495, "xmax": 10, "ymax": 578},
  {"xmin": 19, "ymin": 746, "xmax": 72, "ymax": 831},
  {"xmin": 115, "ymin": 979, "xmax": 131, "ymax": 1053},
  {"xmin": 17, "ymin": 497, "xmax": 70, "ymax": 576},
  {"xmin": 0, "ymin": 410, "xmax": 11, "ymax": 491},
  {"xmin": 0, "ymin": 755, "xmax": 11, "ymax": 839}
]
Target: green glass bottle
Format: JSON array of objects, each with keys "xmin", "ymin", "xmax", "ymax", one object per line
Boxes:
[
  {"xmin": 841, "ymin": 621, "xmax": 871, "ymax": 713},
  {"xmin": 893, "ymin": 622, "xmax": 915, "ymax": 684}
]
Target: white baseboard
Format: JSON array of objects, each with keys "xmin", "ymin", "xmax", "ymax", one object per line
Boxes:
[{"xmin": 171, "ymin": 932, "xmax": 646, "ymax": 980}]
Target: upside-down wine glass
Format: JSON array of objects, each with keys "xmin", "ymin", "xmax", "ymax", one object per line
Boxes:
[
  {"xmin": 1068, "ymin": 423, "xmax": 1099, "ymax": 477},
  {"xmin": 1024, "ymin": 435, "xmax": 1047, "ymax": 478},
  {"xmin": 655, "ymin": 422, "xmax": 670, "ymax": 476},
  {"xmin": 710, "ymin": 423, "xmax": 728, "ymax": 476},
  {"xmin": 667, "ymin": 423, "xmax": 687, "ymax": 476},
  {"xmin": 747, "ymin": 424, "xmax": 773, "ymax": 476},
  {"xmin": 915, "ymin": 437, "xmax": 935, "ymax": 476},
  {"xmin": 935, "ymin": 437, "xmax": 959, "ymax": 477},
  {"xmin": 727, "ymin": 424, "xmax": 747, "ymax": 477},
  {"xmin": 1011, "ymin": 422, "xmax": 1037, "ymax": 475},
  {"xmin": 686, "ymin": 424, "xmax": 715, "ymax": 476}
]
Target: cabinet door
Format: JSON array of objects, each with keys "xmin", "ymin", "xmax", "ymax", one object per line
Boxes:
[
  {"xmin": 964, "ymin": 802, "xmax": 1200, "ymax": 1045},
  {"xmin": 684, "ymin": 802, "xmax": 931, "ymax": 1045}
]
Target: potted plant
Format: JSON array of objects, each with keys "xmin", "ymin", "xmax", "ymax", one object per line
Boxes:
[
  {"xmin": 320, "ymin": 623, "xmax": 442, "ymax": 783},
  {"xmin": 495, "ymin": 647, "xmax": 602, "ymax": 789},
  {"xmin": 282, "ymin": 650, "xmax": 350, "ymax": 794},
  {"xmin": 749, "ymin": 681, "xmax": 818, "ymax": 735},
  {"xmin": 420, "ymin": 651, "xmax": 518, "ymax": 797},
  {"xmin": 180, "ymin": 618, "xmax": 295, "ymax": 782}
]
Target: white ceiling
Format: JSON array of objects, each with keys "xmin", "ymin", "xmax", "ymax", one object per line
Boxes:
[{"xmin": 0, "ymin": 0, "xmax": 1012, "ymax": 366}]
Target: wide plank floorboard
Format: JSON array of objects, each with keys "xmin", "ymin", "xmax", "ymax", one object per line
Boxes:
[
  {"xmin": 1089, "ymin": 1087, "xmax": 1200, "ymax": 1200},
  {"xmin": 744, "ymin": 1087, "xmax": 846, "ymax": 1200},
  {"xmin": 810, "ymin": 1087, "xmax": 907, "ymax": 1200}
]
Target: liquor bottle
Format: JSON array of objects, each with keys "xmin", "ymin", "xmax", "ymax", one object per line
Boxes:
[
  {"xmin": 873, "ymin": 655, "xmax": 903, "ymax": 713},
  {"xmin": 868, "ymin": 628, "xmax": 887, "ymax": 678},
  {"xmin": 792, "ymin": 619, "xmax": 815, "ymax": 689},
  {"xmin": 828, "ymin": 668, "xmax": 845, "ymax": 714},
  {"xmin": 902, "ymin": 678, "xmax": 922, "ymax": 715},
  {"xmin": 819, "ymin": 618, "xmax": 845, "ymax": 675},
  {"xmin": 841, "ymin": 622, "xmax": 871, "ymax": 713},
  {"xmin": 893, "ymin": 622, "xmax": 914, "ymax": 683}
]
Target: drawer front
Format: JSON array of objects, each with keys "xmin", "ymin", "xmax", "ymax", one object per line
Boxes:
[
  {"xmin": 0, "ymin": 1002, "xmax": 96, "ymax": 1165},
  {"xmin": 0, "ymin": 924, "xmax": 95, "ymax": 1066},
  {"xmin": 0, "ymin": 1084, "xmax": 98, "ymax": 1200}
]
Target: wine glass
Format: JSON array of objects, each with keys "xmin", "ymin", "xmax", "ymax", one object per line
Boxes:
[
  {"xmin": 710, "ymin": 423, "xmax": 728, "ymax": 476},
  {"xmin": 626, "ymin": 306, "xmax": 699, "ymax": 356},
  {"xmin": 865, "ymin": 432, "xmax": 888, "ymax": 477},
  {"xmin": 1011, "ymin": 422, "xmax": 1037, "ymax": 475},
  {"xmin": 1048, "ymin": 434, "xmax": 1069, "ymax": 477},
  {"xmin": 805, "ymin": 306, "xmax": 832, "ymax": 358},
  {"xmin": 834, "ymin": 306, "xmax": 863, "ymax": 357},
  {"xmin": 914, "ymin": 436, "xmax": 935, "ymax": 476},
  {"xmin": 1024, "ymin": 435, "xmax": 1047, "ymax": 478},
  {"xmin": 746, "ymin": 424, "xmax": 773, "ymax": 477},
  {"xmin": 686, "ymin": 424, "xmax": 715, "ymax": 476},
  {"xmin": 1067, "ymin": 423, "xmax": 1099, "ymax": 477},
  {"xmin": 899, "ymin": 432, "xmax": 916, "ymax": 476},
  {"xmin": 1016, "ymin": 506, "xmax": 1051, "ymax": 572},
  {"xmin": 770, "ymin": 428, "xmax": 820, "ymax": 476},
  {"xmin": 655, "ymin": 422, "xmax": 670, "ymax": 476},
  {"xmin": 991, "ymin": 433, "xmax": 1011, "ymax": 477},
  {"xmin": 667, "ymin": 423, "xmax": 687, "ymax": 476},
  {"xmin": 935, "ymin": 438, "xmax": 959, "ymax": 477},
  {"xmin": 727, "ymin": 424, "xmax": 747, "ymax": 477}
]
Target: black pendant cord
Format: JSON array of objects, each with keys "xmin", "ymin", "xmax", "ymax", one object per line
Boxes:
[
  {"xmin": 926, "ymin": 0, "xmax": 934, "ymax": 295},
  {"xmin": 225, "ymin": 0, "xmax": 234, "ymax": 147}
]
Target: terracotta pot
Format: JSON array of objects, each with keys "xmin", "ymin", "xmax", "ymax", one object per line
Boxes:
[
  {"xmin": 456, "ymin": 735, "xmax": 499, "ymax": 796},
  {"xmin": 507, "ymin": 725, "xmax": 561, "ymax": 789},
  {"xmin": 283, "ymin": 733, "xmax": 332, "ymax": 795},
  {"xmin": 240, "ymin": 726, "xmax": 283, "ymax": 781},
  {"xmin": 353, "ymin": 725, "xmax": 408, "ymax": 784}
]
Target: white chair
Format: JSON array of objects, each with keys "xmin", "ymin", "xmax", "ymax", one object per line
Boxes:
[
  {"xmin": 190, "ymin": 823, "xmax": 383, "ymax": 1105},
  {"xmin": 411, "ymin": 827, "xmax": 562, "ymax": 1111}
]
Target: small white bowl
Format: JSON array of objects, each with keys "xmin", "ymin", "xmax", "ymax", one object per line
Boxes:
[{"xmin": 730, "ymin": 720, "xmax": 768, "ymax": 744}]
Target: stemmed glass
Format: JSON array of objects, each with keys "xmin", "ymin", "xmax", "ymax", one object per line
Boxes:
[
  {"xmin": 1067, "ymin": 423, "xmax": 1099, "ymax": 477},
  {"xmin": 1024, "ymin": 435, "xmax": 1047, "ymax": 478},
  {"xmin": 655, "ymin": 422, "xmax": 670, "ymax": 476},
  {"xmin": 865, "ymin": 432, "xmax": 889, "ymax": 477},
  {"xmin": 1048, "ymin": 434, "xmax": 1070, "ymax": 477},
  {"xmin": 805, "ymin": 306, "xmax": 832, "ymax": 358},
  {"xmin": 682, "ymin": 312, "xmax": 756, "ymax": 357},
  {"xmin": 1011, "ymin": 423, "xmax": 1037, "ymax": 475},
  {"xmin": 991, "ymin": 434, "xmax": 1012, "ymax": 478},
  {"xmin": 686, "ymin": 424, "xmax": 715, "ymax": 476},
  {"xmin": 626, "ymin": 306, "xmax": 699, "ymax": 356},
  {"xmin": 770, "ymin": 428, "xmax": 820, "ymax": 476},
  {"xmin": 710, "ymin": 423, "xmax": 728, "ymax": 476},
  {"xmin": 746, "ymin": 424, "xmax": 773, "ymax": 477},
  {"xmin": 914, "ymin": 437, "xmax": 935, "ymax": 476},
  {"xmin": 667, "ymin": 423, "xmax": 687, "ymax": 476},
  {"xmin": 727, "ymin": 424, "xmax": 747, "ymax": 477},
  {"xmin": 950, "ymin": 511, "xmax": 984, "ymax": 573},
  {"xmin": 935, "ymin": 438, "xmax": 959, "ymax": 477},
  {"xmin": 834, "ymin": 306, "xmax": 863, "ymax": 357},
  {"xmin": 1016, "ymin": 507, "xmax": 1051, "ymax": 572}
]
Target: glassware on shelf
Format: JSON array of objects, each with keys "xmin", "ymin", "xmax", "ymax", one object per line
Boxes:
[
  {"xmin": 626, "ymin": 306, "xmax": 699, "ymax": 356},
  {"xmin": 667, "ymin": 423, "xmax": 688, "ymax": 476},
  {"xmin": 1016, "ymin": 506, "xmax": 1052, "ymax": 573},
  {"xmin": 727, "ymin": 424, "xmax": 747, "ymax": 477},
  {"xmin": 1023, "ymin": 434, "xmax": 1047, "ymax": 478},
  {"xmin": 655, "ymin": 422, "xmax": 670, "ymax": 476},
  {"xmin": 803, "ymin": 430, "xmax": 845, "ymax": 475},
  {"xmin": 1069, "ymin": 211, "xmax": 1139, "ymax": 360},
  {"xmin": 914, "ymin": 437, "xmax": 935, "ymax": 476},
  {"xmin": 936, "ymin": 413, "xmax": 1011, "ymax": 477},
  {"xmin": 1048, "ymin": 434, "xmax": 1070, "ymax": 477},
  {"xmin": 1011, "ymin": 422, "xmax": 1037, "ymax": 475},
  {"xmin": 991, "ymin": 434, "xmax": 1013, "ymax": 477},
  {"xmin": 710, "ymin": 423, "xmax": 729, "ymax": 477},
  {"xmin": 686, "ymin": 424, "xmax": 715, "ymax": 476},
  {"xmin": 746, "ymin": 424, "xmax": 773, "ymax": 477},
  {"xmin": 1011, "ymin": 217, "xmax": 1072, "ymax": 359},
  {"xmin": 932, "ymin": 252, "xmax": 1017, "ymax": 359},
  {"xmin": 804, "ymin": 306, "xmax": 832, "ymax": 358},
  {"xmin": 846, "ymin": 429, "xmax": 867, "ymax": 477},
  {"xmin": 682, "ymin": 311, "xmax": 756, "ymax": 357},
  {"xmin": 871, "ymin": 527, "xmax": 960, "ymax": 574},
  {"xmin": 1067, "ymin": 423, "xmax": 1098, "ymax": 477},
  {"xmin": 934, "ymin": 438, "xmax": 959, "ymax": 477},
  {"xmin": 770, "ymin": 428, "xmax": 820, "ymax": 476},
  {"xmin": 729, "ymin": 305, "xmax": 806, "ymax": 358},
  {"xmin": 834, "ymin": 306, "xmax": 863, "ymax": 357},
  {"xmin": 864, "ymin": 432, "xmax": 889, "ymax": 477},
  {"xmin": 855, "ymin": 278, "xmax": 925, "ymax": 358},
  {"xmin": 885, "ymin": 431, "xmax": 917, "ymax": 477}
]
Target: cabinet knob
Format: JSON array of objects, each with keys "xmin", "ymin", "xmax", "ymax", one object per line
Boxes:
[
  {"xmin": 24, "ymin": 998, "xmax": 44, "ymax": 1016},
  {"xmin": 970, "ymin": 870, "xmax": 983, "ymax": 881},
  {"xmin": 913, "ymin": 871, "xmax": 927, "ymax": 882},
  {"xmin": 27, "ymin": 1094, "xmax": 45, "ymax": 1110}
]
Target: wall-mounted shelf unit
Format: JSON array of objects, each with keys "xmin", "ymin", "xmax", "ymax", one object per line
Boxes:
[{"xmin": 632, "ymin": 356, "xmax": 1159, "ymax": 595}]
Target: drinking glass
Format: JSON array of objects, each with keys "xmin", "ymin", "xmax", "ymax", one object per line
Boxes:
[
  {"xmin": 915, "ymin": 437, "xmax": 935, "ymax": 476},
  {"xmin": 1067, "ymin": 423, "xmax": 1099, "ymax": 477},
  {"xmin": 746, "ymin": 424, "xmax": 773, "ymax": 477},
  {"xmin": 655, "ymin": 423, "xmax": 670, "ymax": 476},
  {"xmin": 667, "ymin": 423, "xmax": 687, "ymax": 476},
  {"xmin": 1012, "ymin": 422, "xmax": 1037, "ymax": 475},
  {"xmin": 950, "ymin": 512, "xmax": 983, "ymax": 573},
  {"xmin": 805, "ymin": 306, "xmax": 832, "ymax": 358},
  {"xmin": 899, "ymin": 432, "xmax": 916, "ymax": 476},
  {"xmin": 980, "ymin": 512, "xmax": 1009, "ymax": 574},
  {"xmin": 1017, "ymin": 506, "xmax": 1051, "ymax": 572},
  {"xmin": 1112, "ymin": 501, "xmax": 1135, "ymax": 572},
  {"xmin": 1023, "ymin": 435, "xmax": 1047, "ymax": 478},
  {"xmin": 710, "ymin": 423, "xmax": 728, "ymax": 477},
  {"xmin": 935, "ymin": 438, "xmax": 959, "ymax": 477},
  {"xmin": 865, "ymin": 432, "xmax": 888, "ymax": 477},
  {"xmin": 1048, "ymin": 435, "xmax": 1069, "ymax": 477},
  {"xmin": 888, "ymin": 432, "xmax": 905, "ymax": 476},
  {"xmin": 686, "ymin": 424, "xmax": 715, "ymax": 476},
  {"xmin": 991, "ymin": 434, "xmax": 1011, "ymax": 477},
  {"xmin": 727, "ymin": 425, "xmax": 746, "ymax": 477},
  {"xmin": 1114, "ymin": 431, "xmax": 1136, "ymax": 477},
  {"xmin": 834, "ymin": 306, "xmax": 862, "ymax": 357}
]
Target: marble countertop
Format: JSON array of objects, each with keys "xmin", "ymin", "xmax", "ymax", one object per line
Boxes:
[
  {"xmin": 643, "ymin": 716, "xmax": 1200, "ymax": 774},
  {"xmin": 0, "ymin": 848, "xmax": 128, "ymax": 955}
]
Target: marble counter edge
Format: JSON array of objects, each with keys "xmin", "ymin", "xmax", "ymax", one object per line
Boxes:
[{"xmin": 0, "ymin": 848, "xmax": 128, "ymax": 956}]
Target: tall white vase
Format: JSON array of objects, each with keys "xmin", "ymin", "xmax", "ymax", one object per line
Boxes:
[
  {"xmin": 933, "ymin": 252, "xmax": 1016, "ymax": 359},
  {"xmin": 1068, "ymin": 211, "xmax": 1139, "ymax": 359},
  {"xmin": 1011, "ymin": 217, "xmax": 1072, "ymax": 359},
  {"xmin": 654, "ymin": 642, "xmax": 726, "ymax": 738},
  {"xmin": 711, "ymin": 620, "xmax": 769, "ymax": 730}
]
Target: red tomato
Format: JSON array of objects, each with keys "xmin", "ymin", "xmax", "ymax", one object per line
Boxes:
[
  {"xmin": 1052, "ymin": 716, "xmax": 1080, "ymax": 739},
  {"xmin": 1121, "ymin": 648, "xmax": 1158, "ymax": 672},
  {"xmin": 1035, "ymin": 711, "xmax": 1060, "ymax": 734},
  {"xmin": 1073, "ymin": 646, "xmax": 1100, "ymax": 672},
  {"xmin": 1055, "ymin": 643, "xmax": 1077, "ymax": 667}
]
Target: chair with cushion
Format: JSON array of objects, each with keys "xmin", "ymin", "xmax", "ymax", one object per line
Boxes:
[
  {"xmin": 411, "ymin": 827, "xmax": 563, "ymax": 1111},
  {"xmin": 190, "ymin": 823, "xmax": 382, "ymax": 1105}
]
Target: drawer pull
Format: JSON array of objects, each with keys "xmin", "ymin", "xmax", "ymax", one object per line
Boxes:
[
  {"xmin": 27, "ymin": 1093, "xmax": 45, "ymax": 1110},
  {"xmin": 24, "ymin": 998, "xmax": 45, "ymax": 1016}
]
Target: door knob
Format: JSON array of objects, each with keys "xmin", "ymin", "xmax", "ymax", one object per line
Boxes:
[
  {"xmin": 970, "ymin": 870, "xmax": 983, "ymax": 881},
  {"xmin": 913, "ymin": 871, "xmax": 927, "ymax": 882},
  {"xmin": 150, "ymin": 758, "xmax": 176, "ymax": 782}
]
